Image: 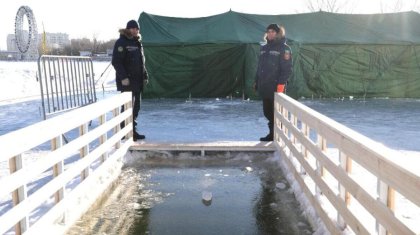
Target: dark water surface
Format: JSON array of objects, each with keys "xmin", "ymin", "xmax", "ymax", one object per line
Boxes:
[{"xmin": 126, "ymin": 154, "xmax": 313, "ymax": 235}]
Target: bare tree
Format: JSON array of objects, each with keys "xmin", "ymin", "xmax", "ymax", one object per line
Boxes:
[
  {"xmin": 92, "ymin": 33, "xmax": 99, "ymax": 54},
  {"xmin": 380, "ymin": 0, "xmax": 419, "ymax": 13},
  {"xmin": 306, "ymin": 0, "xmax": 352, "ymax": 13},
  {"xmin": 413, "ymin": 0, "xmax": 419, "ymax": 10},
  {"xmin": 306, "ymin": 0, "xmax": 323, "ymax": 12},
  {"xmin": 394, "ymin": 0, "xmax": 404, "ymax": 11},
  {"xmin": 381, "ymin": 0, "xmax": 404, "ymax": 12},
  {"xmin": 380, "ymin": 0, "xmax": 385, "ymax": 13}
]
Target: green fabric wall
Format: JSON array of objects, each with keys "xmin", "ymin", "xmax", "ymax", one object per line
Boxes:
[
  {"xmin": 140, "ymin": 11, "xmax": 420, "ymax": 98},
  {"xmin": 144, "ymin": 44, "xmax": 250, "ymax": 98},
  {"xmin": 144, "ymin": 43, "xmax": 420, "ymax": 98},
  {"xmin": 289, "ymin": 44, "xmax": 420, "ymax": 98}
]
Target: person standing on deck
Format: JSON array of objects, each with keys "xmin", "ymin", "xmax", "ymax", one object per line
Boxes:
[
  {"xmin": 254, "ymin": 24, "xmax": 292, "ymax": 141},
  {"xmin": 112, "ymin": 20, "xmax": 149, "ymax": 141}
]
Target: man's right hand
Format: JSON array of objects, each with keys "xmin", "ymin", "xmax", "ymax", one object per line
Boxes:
[{"xmin": 121, "ymin": 78, "xmax": 130, "ymax": 86}]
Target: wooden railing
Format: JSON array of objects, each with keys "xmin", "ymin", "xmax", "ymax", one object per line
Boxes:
[
  {"xmin": 0, "ymin": 92, "xmax": 133, "ymax": 235},
  {"xmin": 274, "ymin": 93, "xmax": 420, "ymax": 235}
]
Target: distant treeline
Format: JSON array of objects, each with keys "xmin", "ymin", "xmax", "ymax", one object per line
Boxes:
[{"xmin": 43, "ymin": 38, "xmax": 117, "ymax": 56}]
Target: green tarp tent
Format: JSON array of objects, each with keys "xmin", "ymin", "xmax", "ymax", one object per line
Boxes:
[{"xmin": 139, "ymin": 11, "xmax": 420, "ymax": 99}]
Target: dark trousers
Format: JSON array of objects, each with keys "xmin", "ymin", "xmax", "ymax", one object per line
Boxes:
[
  {"xmin": 262, "ymin": 98, "xmax": 274, "ymax": 136},
  {"xmin": 121, "ymin": 91, "xmax": 141, "ymax": 132}
]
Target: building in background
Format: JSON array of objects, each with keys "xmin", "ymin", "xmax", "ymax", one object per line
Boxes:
[
  {"xmin": 6, "ymin": 34, "xmax": 19, "ymax": 52},
  {"xmin": 6, "ymin": 31, "xmax": 38, "ymax": 60},
  {"xmin": 106, "ymin": 49, "xmax": 113, "ymax": 56},
  {"xmin": 0, "ymin": 51, "xmax": 20, "ymax": 60},
  {"xmin": 44, "ymin": 32, "xmax": 70, "ymax": 50},
  {"xmin": 79, "ymin": 51, "xmax": 92, "ymax": 57},
  {"xmin": 4, "ymin": 31, "xmax": 70, "ymax": 60}
]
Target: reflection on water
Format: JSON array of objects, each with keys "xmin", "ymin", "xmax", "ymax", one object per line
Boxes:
[
  {"xmin": 301, "ymin": 98, "xmax": 420, "ymax": 151},
  {"xmin": 139, "ymin": 98, "xmax": 420, "ymax": 151},
  {"xmin": 127, "ymin": 153, "xmax": 313, "ymax": 235},
  {"xmin": 1, "ymin": 97, "xmax": 418, "ymax": 152}
]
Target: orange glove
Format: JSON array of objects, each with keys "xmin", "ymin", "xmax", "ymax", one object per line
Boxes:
[{"xmin": 277, "ymin": 84, "xmax": 285, "ymax": 93}]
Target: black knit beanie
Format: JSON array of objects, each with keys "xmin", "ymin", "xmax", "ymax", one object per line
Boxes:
[
  {"xmin": 126, "ymin": 20, "xmax": 139, "ymax": 29},
  {"xmin": 266, "ymin": 23, "xmax": 280, "ymax": 33}
]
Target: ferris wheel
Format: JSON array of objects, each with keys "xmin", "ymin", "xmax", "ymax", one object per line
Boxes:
[{"xmin": 14, "ymin": 6, "xmax": 38, "ymax": 54}]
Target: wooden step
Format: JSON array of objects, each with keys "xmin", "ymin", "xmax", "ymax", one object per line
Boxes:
[{"xmin": 130, "ymin": 141, "xmax": 276, "ymax": 152}]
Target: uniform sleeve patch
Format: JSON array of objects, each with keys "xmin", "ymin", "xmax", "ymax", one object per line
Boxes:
[
  {"xmin": 118, "ymin": 46, "xmax": 124, "ymax": 52},
  {"xmin": 284, "ymin": 50, "xmax": 291, "ymax": 60}
]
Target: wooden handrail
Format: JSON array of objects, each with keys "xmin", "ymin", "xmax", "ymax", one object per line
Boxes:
[
  {"xmin": 0, "ymin": 92, "xmax": 132, "ymax": 235},
  {"xmin": 274, "ymin": 93, "xmax": 419, "ymax": 235},
  {"xmin": 0, "ymin": 93, "xmax": 131, "ymax": 161}
]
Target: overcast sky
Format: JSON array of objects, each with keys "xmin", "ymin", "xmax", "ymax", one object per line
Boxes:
[{"xmin": 1, "ymin": 0, "xmax": 419, "ymax": 50}]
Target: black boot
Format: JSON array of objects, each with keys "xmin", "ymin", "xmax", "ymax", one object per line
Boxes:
[
  {"xmin": 260, "ymin": 133, "xmax": 273, "ymax": 141},
  {"xmin": 260, "ymin": 121, "xmax": 274, "ymax": 141},
  {"xmin": 133, "ymin": 131, "xmax": 145, "ymax": 141},
  {"xmin": 132, "ymin": 118, "xmax": 145, "ymax": 141}
]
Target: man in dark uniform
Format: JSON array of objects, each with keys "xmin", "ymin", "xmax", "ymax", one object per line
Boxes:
[
  {"xmin": 112, "ymin": 20, "xmax": 149, "ymax": 141},
  {"xmin": 254, "ymin": 24, "xmax": 292, "ymax": 141}
]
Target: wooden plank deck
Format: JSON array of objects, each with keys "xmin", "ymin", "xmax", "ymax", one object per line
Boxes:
[{"xmin": 130, "ymin": 141, "xmax": 276, "ymax": 152}]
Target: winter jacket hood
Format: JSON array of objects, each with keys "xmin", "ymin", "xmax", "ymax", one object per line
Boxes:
[{"xmin": 118, "ymin": 29, "xmax": 141, "ymax": 41}]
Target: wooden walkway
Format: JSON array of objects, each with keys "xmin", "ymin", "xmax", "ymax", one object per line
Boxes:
[{"xmin": 130, "ymin": 141, "xmax": 276, "ymax": 152}]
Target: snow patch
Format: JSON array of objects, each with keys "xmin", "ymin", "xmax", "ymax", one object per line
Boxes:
[{"xmin": 0, "ymin": 61, "xmax": 115, "ymax": 104}]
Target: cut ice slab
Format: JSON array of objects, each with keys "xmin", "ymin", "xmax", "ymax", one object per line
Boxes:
[
  {"xmin": 202, "ymin": 191, "xmax": 213, "ymax": 201},
  {"xmin": 276, "ymin": 182, "xmax": 287, "ymax": 190},
  {"xmin": 244, "ymin": 166, "xmax": 253, "ymax": 172}
]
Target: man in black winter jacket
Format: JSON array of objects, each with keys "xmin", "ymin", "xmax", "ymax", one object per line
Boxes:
[
  {"xmin": 255, "ymin": 24, "xmax": 292, "ymax": 141},
  {"xmin": 112, "ymin": 20, "xmax": 149, "ymax": 141}
]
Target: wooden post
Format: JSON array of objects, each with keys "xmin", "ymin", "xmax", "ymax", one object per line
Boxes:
[
  {"xmin": 8, "ymin": 155, "xmax": 28, "ymax": 235},
  {"xmin": 127, "ymin": 100, "xmax": 133, "ymax": 139},
  {"xmin": 301, "ymin": 123, "xmax": 310, "ymax": 158},
  {"xmin": 338, "ymin": 151, "xmax": 352, "ymax": 229},
  {"xmin": 317, "ymin": 134, "xmax": 327, "ymax": 177},
  {"xmin": 290, "ymin": 113, "xmax": 296, "ymax": 144},
  {"xmin": 51, "ymin": 135, "xmax": 65, "ymax": 203},
  {"xmin": 281, "ymin": 105, "xmax": 288, "ymax": 148},
  {"xmin": 274, "ymin": 101, "xmax": 279, "ymax": 143},
  {"xmin": 300, "ymin": 122, "xmax": 310, "ymax": 174},
  {"xmin": 316, "ymin": 134, "xmax": 327, "ymax": 198},
  {"xmin": 79, "ymin": 123, "xmax": 90, "ymax": 180},
  {"xmin": 51, "ymin": 135, "xmax": 66, "ymax": 223},
  {"xmin": 99, "ymin": 114, "xmax": 108, "ymax": 162},
  {"xmin": 113, "ymin": 107, "xmax": 121, "ymax": 149},
  {"xmin": 274, "ymin": 116, "xmax": 278, "ymax": 142},
  {"xmin": 282, "ymin": 108, "xmax": 289, "ymax": 137},
  {"xmin": 277, "ymin": 104, "xmax": 286, "ymax": 147},
  {"xmin": 387, "ymin": 187, "xmax": 395, "ymax": 212},
  {"xmin": 377, "ymin": 180, "xmax": 395, "ymax": 235},
  {"xmin": 123, "ymin": 102, "xmax": 129, "ymax": 140}
]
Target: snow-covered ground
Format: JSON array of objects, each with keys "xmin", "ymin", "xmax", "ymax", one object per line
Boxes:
[
  {"xmin": 0, "ymin": 61, "xmax": 419, "ymax": 234},
  {"xmin": 0, "ymin": 61, "xmax": 114, "ymax": 104}
]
